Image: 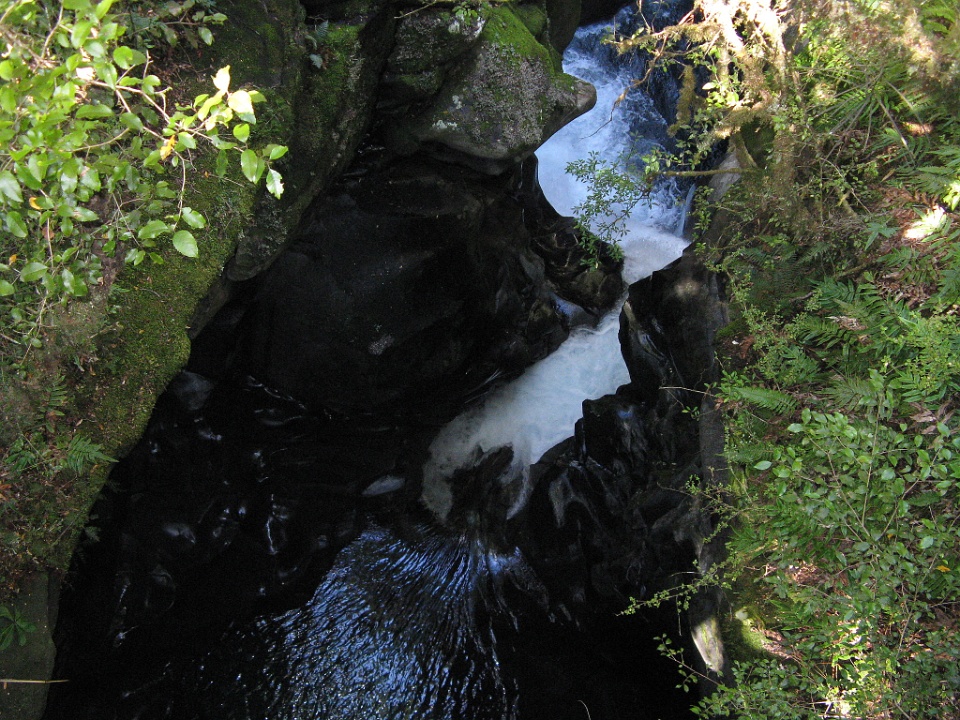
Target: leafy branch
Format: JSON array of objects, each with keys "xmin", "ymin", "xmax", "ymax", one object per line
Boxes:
[{"xmin": 0, "ymin": 0, "xmax": 287, "ymax": 360}]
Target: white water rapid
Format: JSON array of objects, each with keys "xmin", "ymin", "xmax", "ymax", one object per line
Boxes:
[{"xmin": 422, "ymin": 19, "xmax": 689, "ymax": 519}]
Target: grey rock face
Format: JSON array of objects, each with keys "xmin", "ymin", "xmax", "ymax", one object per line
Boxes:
[{"xmin": 386, "ymin": 7, "xmax": 596, "ymax": 174}]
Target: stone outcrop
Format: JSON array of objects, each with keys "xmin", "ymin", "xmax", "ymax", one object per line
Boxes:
[{"xmin": 385, "ymin": 6, "xmax": 596, "ymax": 174}]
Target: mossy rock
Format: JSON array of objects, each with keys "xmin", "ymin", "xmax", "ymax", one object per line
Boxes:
[
  {"xmin": 32, "ymin": 0, "xmax": 393, "ymax": 576},
  {"xmin": 386, "ymin": 4, "xmax": 596, "ymax": 174}
]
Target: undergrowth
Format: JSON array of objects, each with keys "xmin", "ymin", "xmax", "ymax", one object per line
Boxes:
[{"xmin": 612, "ymin": 0, "xmax": 960, "ymax": 717}]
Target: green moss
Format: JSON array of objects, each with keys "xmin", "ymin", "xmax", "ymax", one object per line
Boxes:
[
  {"xmin": 87, "ymin": 163, "xmax": 256, "ymax": 455},
  {"xmin": 482, "ymin": 5, "xmax": 552, "ymax": 67},
  {"xmin": 512, "ymin": 2, "xmax": 549, "ymax": 40}
]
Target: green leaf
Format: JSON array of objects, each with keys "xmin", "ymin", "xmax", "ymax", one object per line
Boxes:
[
  {"xmin": 76, "ymin": 103, "xmax": 115, "ymax": 119},
  {"xmin": 138, "ymin": 219, "xmax": 171, "ymax": 239},
  {"xmin": 0, "ymin": 86, "xmax": 17, "ymax": 114},
  {"xmin": 95, "ymin": 0, "xmax": 116, "ymax": 19},
  {"xmin": 754, "ymin": 460, "xmax": 773, "ymax": 471},
  {"xmin": 198, "ymin": 27, "xmax": 214, "ymax": 45},
  {"xmin": 96, "ymin": 61, "xmax": 118, "ymax": 87},
  {"xmin": 20, "ymin": 262, "xmax": 48, "ymax": 282},
  {"xmin": 215, "ymin": 150, "xmax": 229, "ymax": 176},
  {"xmin": 177, "ymin": 132, "xmax": 197, "ymax": 150},
  {"xmin": 5, "ymin": 211, "xmax": 28, "ymax": 238},
  {"xmin": 240, "ymin": 149, "xmax": 258, "ymax": 183},
  {"xmin": 73, "ymin": 207, "xmax": 99, "ymax": 222},
  {"xmin": 213, "ymin": 66, "xmax": 231, "ymax": 93},
  {"xmin": 227, "ymin": 90, "xmax": 254, "ymax": 115},
  {"xmin": 62, "ymin": 269, "xmax": 88, "ymax": 297},
  {"xmin": 112, "ymin": 46, "xmax": 135, "ymax": 69},
  {"xmin": 919, "ymin": 535, "xmax": 936, "ymax": 550},
  {"xmin": 197, "ymin": 92, "xmax": 223, "ymax": 121},
  {"xmin": 172, "ymin": 230, "xmax": 198, "ymax": 257},
  {"xmin": 232, "ymin": 123, "xmax": 250, "ymax": 142},
  {"xmin": 117, "ymin": 112, "xmax": 143, "ymax": 131},
  {"xmin": 181, "ymin": 207, "xmax": 206, "ymax": 229},
  {"xmin": 0, "ymin": 279, "xmax": 15, "ymax": 296},
  {"xmin": 0, "ymin": 171, "xmax": 23, "ymax": 203},
  {"xmin": 71, "ymin": 20, "xmax": 95, "ymax": 48},
  {"xmin": 209, "ymin": 136, "xmax": 236, "ymax": 150},
  {"xmin": 266, "ymin": 169, "xmax": 284, "ymax": 199},
  {"xmin": 266, "ymin": 144, "xmax": 289, "ymax": 161}
]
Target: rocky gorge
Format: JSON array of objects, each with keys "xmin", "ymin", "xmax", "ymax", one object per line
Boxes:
[{"xmin": 0, "ymin": 0, "xmax": 733, "ymax": 717}]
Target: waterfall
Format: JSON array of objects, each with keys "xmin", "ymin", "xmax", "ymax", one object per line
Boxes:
[
  {"xmin": 536, "ymin": 18, "xmax": 688, "ymax": 283},
  {"xmin": 422, "ymin": 18, "xmax": 688, "ymax": 519}
]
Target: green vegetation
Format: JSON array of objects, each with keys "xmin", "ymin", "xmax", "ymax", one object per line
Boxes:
[
  {"xmin": 0, "ymin": 602, "xmax": 35, "ymax": 650},
  {"xmin": 0, "ymin": 0, "xmax": 286, "ymax": 596},
  {"xmin": 585, "ymin": 0, "xmax": 960, "ymax": 716}
]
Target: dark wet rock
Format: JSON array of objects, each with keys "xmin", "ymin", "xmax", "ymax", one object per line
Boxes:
[
  {"xmin": 514, "ymin": 430, "xmax": 653, "ymax": 616},
  {"xmin": 544, "ymin": 0, "xmax": 581, "ymax": 52},
  {"xmin": 236, "ymin": 161, "xmax": 572, "ymax": 413},
  {"xmin": 218, "ymin": 0, "xmax": 396, "ymax": 284},
  {"xmin": 620, "ymin": 250, "xmax": 726, "ymax": 396}
]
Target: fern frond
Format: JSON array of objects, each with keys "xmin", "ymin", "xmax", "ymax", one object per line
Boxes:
[
  {"xmin": 821, "ymin": 375, "xmax": 884, "ymax": 412},
  {"xmin": 64, "ymin": 435, "xmax": 116, "ymax": 474},
  {"xmin": 798, "ymin": 315, "xmax": 852, "ymax": 351},
  {"xmin": 732, "ymin": 386, "xmax": 798, "ymax": 415}
]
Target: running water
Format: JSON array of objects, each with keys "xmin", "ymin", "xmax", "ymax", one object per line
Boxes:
[
  {"xmin": 536, "ymin": 19, "xmax": 689, "ymax": 282},
  {"xmin": 423, "ymin": 19, "xmax": 689, "ymax": 516}
]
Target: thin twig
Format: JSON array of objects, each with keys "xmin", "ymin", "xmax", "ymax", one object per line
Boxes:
[{"xmin": 0, "ymin": 678, "xmax": 69, "ymax": 686}]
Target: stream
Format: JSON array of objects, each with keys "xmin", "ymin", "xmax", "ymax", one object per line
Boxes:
[{"xmin": 45, "ymin": 9, "xmax": 696, "ymax": 720}]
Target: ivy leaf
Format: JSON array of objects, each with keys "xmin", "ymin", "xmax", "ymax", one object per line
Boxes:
[
  {"xmin": 172, "ymin": 230, "xmax": 198, "ymax": 258},
  {"xmin": 0, "ymin": 171, "xmax": 23, "ymax": 203},
  {"xmin": 266, "ymin": 168, "xmax": 284, "ymax": 199},
  {"xmin": 181, "ymin": 207, "xmax": 206, "ymax": 229},
  {"xmin": 240, "ymin": 149, "xmax": 258, "ymax": 183}
]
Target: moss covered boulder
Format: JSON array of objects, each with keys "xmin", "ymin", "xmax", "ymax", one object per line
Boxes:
[{"xmin": 386, "ymin": 5, "xmax": 596, "ymax": 174}]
